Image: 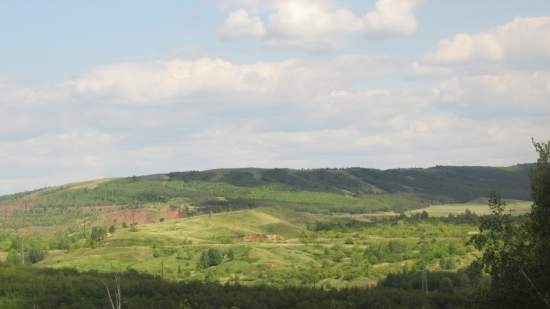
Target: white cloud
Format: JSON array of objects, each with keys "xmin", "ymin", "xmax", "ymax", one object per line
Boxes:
[
  {"xmin": 67, "ymin": 56, "xmax": 400, "ymax": 105},
  {"xmin": 425, "ymin": 17, "xmax": 550, "ymax": 64},
  {"xmin": 218, "ymin": 0, "xmax": 422, "ymax": 50},
  {"xmin": 406, "ymin": 62, "xmax": 451, "ymax": 79},
  {"xmin": 264, "ymin": 0, "xmax": 364, "ymax": 49},
  {"xmin": 1, "ymin": 49, "xmax": 550, "ymax": 194},
  {"xmin": 0, "ymin": 79, "xmax": 69, "ymax": 107},
  {"xmin": 68, "ymin": 58, "xmax": 283, "ymax": 104},
  {"xmin": 364, "ymin": 0, "xmax": 422, "ymax": 36},
  {"xmin": 216, "ymin": 0, "xmax": 261, "ymax": 11},
  {"xmin": 433, "ymin": 72, "xmax": 550, "ymax": 113},
  {"xmin": 219, "ymin": 9, "xmax": 266, "ymax": 39}
]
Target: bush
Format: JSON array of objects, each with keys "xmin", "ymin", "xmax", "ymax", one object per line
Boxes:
[
  {"xmin": 90, "ymin": 226, "xmax": 107, "ymax": 242},
  {"xmin": 198, "ymin": 248, "xmax": 223, "ymax": 268}
]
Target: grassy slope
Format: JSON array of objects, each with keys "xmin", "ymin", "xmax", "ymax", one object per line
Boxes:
[
  {"xmin": 409, "ymin": 200, "xmax": 532, "ymax": 217},
  {"xmin": 37, "ymin": 206, "xmax": 485, "ymax": 288},
  {"xmin": 0, "ymin": 164, "xmax": 532, "ymax": 231},
  {"xmin": 0, "ymin": 178, "xmax": 426, "ymax": 230}
]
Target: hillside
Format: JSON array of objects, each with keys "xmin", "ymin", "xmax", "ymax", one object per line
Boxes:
[
  {"xmin": 167, "ymin": 164, "xmax": 533, "ymax": 201},
  {"xmin": 0, "ymin": 164, "xmax": 534, "ymax": 296},
  {"xmin": 0, "ymin": 164, "xmax": 532, "ymax": 231}
]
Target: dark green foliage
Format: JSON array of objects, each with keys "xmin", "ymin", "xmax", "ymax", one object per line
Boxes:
[
  {"xmin": 198, "ymin": 248, "xmax": 223, "ymax": 268},
  {"xmin": 0, "ymin": 265, "xmax": 474, "ymax": 309},
  {"xmin": 4, "ymin": 236, "xmax": 47, "ymax": 265},
  {"xmin": 27, "ymin": 247, "xmax": 46, "ymax": 264},
  {"xmin": 472, "ymin": 141, "xmax": 550, "ymax": 309},
  {"xmin": 420, "ymin": 210, "xmax": 429, "ymax": 219},
  {"xmin": 169, "ymin": 165, "xmax": 532, "ymax": 201},
  {"xmin": 90, "ymin": 226, "xmax": 107, "ymax": 242},
  {"xmin": 379, "ymin": 266, "xmax": 483, "ymax": 292}
]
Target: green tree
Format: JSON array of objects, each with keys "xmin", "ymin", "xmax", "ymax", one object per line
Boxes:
[
  {"xmin": 28, "ymin": 247, "xmax": 46, "ymax": 264},
  {"xmin": 198, "ymin": 248, "xmax": 223, "ymax": 268},
  {"xmin": 473, "ymin": 140, "xmax": 550, "ymax": 308},
  {"xmin": 90, "ymin": 226, "xmax": 107, "ymax": 242}
]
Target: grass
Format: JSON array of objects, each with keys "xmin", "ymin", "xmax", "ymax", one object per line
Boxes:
[
  {"xmin": 0, "ymin": 178, "xmax": 427, "ymax": 230},
  {"xmin": 38, "ymin": 206, "xmax": 480, "ymax": 288},
  {"xmin": 409, "ymin": 200, "xmax": 532, "ymax": 217}
]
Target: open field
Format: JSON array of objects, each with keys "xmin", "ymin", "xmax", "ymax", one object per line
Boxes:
[{"xmin": 409, "ymin": 200, "xmax": 532, "ymax": 217}]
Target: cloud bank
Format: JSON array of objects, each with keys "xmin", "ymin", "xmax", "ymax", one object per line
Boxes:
[
  {"xmin": 1, "ymin": 13, "xmax": 550, "ymax": 194},
  {"xmin": 219, "ymin": 0, "xmax": 423, "ymax": 49}
]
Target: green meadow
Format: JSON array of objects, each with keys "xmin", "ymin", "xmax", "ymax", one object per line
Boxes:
[
  {"xmin": 409, "ymin": 200, "xmax": 532, "ymax": 217},
  {"xmin": 35, "ymin": 206, "xmax": 482, "ymax": 288}
]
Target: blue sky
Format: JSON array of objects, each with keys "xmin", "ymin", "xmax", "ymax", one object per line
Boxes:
[
  {"xmin": 1, "ymin": 0, "xmax": 550, "ymax": 194},
  {"xmin": 2, "ymin": 0, "xmax": 549, "ymax": 80}
]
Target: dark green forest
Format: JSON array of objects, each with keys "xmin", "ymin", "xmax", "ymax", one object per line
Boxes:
[
  {"xmin": 0, "ymin": 265, "xmax": 479, "ymax": 309},
  {"xmin": 167, "ymin": 164, "xmax": 532, "ymax": 201}
]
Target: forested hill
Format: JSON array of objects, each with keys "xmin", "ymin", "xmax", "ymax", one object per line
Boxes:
[
  {"xmin": 166, "ymin": 164, "xmax": 533, "ymax": 202},
  {"xmin": 0, "ymin": 163, "xmax": 532, "ymax": 230}
]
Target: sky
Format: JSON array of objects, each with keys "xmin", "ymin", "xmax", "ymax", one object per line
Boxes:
[{"xmin": 1, "ymin": 0, "xmax": 550, "ymax": 194}]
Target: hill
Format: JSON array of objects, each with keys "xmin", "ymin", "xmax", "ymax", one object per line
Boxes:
[
  {"xmin": 31, "ymin": 206, "xmax": 488, "ymax": 288},
  {"xmin": 0, "ymin": 164, "xmax": 532, "ymax": 231},
  {"xmin": 166, "ymin": 164, "xmax": 532, "ymax": 201},
  {"xmin": 0, "ymin": 164, "xmax": 533, "ymax": 295}
]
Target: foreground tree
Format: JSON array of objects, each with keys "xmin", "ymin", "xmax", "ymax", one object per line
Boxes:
[{"xmin": 473, "ymin": 140, "xmax": 550, "ymax": 308}]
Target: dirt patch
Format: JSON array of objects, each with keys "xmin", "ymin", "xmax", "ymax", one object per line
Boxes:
[
  {"xmin": 100, "ymin": 206, "xmax": 181, "ymax": 226},
  {"xmin": 0, "ymin": 203, "xmax": 26, "ymax": 216}
]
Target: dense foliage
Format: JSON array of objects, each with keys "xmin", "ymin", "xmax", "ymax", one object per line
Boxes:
[
  {"xmin": 0, "ymin": 265, "xmax": 476, "ymax": 309},
  {"xmin": 472, "ymin": 141, "xmax": 550, "ymax": 308},
  {"xmin": 0, "ymin": 179, "xmax": 427, "ymax": 229},
  {"xmin": 168, "ymin": 165, "xmax": 532, "ymax": 201}
]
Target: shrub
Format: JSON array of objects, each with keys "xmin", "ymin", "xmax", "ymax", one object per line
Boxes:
[{"xmin": 198, "ymin": 248, "xmax": 223, "ymax": 268}]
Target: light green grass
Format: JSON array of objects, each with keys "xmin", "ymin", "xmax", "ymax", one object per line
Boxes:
[
  {"xmin": 64, "ymin": 178, "xmax": 114, "ymax": 190},
  {"xmin": 38, "ymin": 207, "xmax": 480, "ymax": 287},
  {"xmin": 409, "ymin": 200, "xmax": 532, "ymax": 217},
  {"xmin": 0, "ymin": 251, "xmax": 7, "ymax": 262}
]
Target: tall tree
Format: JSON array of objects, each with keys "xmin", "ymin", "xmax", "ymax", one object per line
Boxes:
[{"xmin": 473, "ymin": 140, "xmax": 550, "ymax": 308}]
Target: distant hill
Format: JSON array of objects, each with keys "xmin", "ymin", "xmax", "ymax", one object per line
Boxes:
[
  {"xmin": 0, "ymin": 164, "xmax": 533, "ymax": 230},
  {"xmin": 166, "ymin": 164, "xmax": 533, "ymax": 202}
]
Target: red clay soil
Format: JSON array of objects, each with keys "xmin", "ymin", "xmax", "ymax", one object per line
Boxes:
[{"xmin": 100, "ymin": 206, "xmax": 182, "ymax": 226}]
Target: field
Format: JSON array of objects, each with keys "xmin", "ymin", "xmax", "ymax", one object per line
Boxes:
[
  {"xmin": 32, "ymin": 206, "xmax": 481, "ymax": 288},
  {"xmin": 409, "ymin": 200, "xmax": 532, "ymax": 217}
]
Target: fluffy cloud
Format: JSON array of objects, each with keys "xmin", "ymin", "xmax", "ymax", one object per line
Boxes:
[
  {"xmin": 364, "ymin": 0, "xmax": 422, "ymax": 36},
  {"xmin": 2, "ymin": 45, "xmax": 550, "ymax": 194},
  {"xmin": 433, "ymin": 72, "xmax": 550, "ymax": 114},
  {"xmin": 264, "ymin": 0, "xmax": 364, "ymax": 49},
  {"xmin": 425, "ymin": 17, "xmax": 550, "ymax": 65},
  {"xmin": 66, "ymin": 56, "xmax": 400, "ymax": 105},
  {"xmin": 218, "ymin": 0, "xmax": 422, "ymax": 49},
  {"xmin": 219, "ymin": 9, "xmax": 266, "ymax": 39},
  {"xmin": 0, "ymin": 79, "xmax": 69, "ymax": 107}
]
